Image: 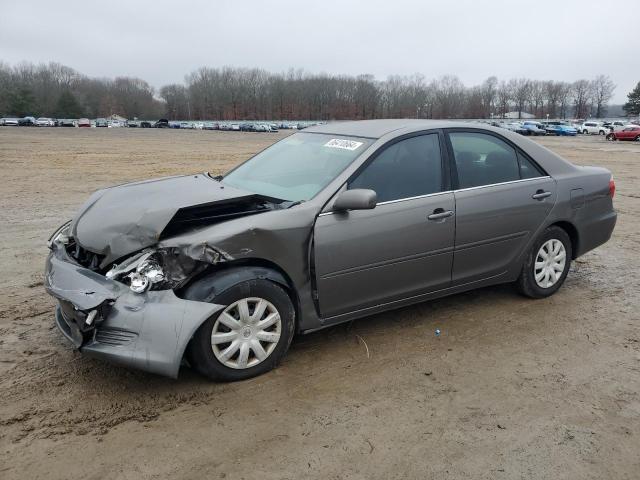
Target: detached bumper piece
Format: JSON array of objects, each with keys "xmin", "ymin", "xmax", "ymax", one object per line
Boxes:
[{"xmin": 45, "ymin": 243, "xmax": 223, "ymax": 378}]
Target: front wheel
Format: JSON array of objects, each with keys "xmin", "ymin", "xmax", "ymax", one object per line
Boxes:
[
  {"xmin": 606, "ymin": 133, "xmax": 616, "ymax": 141},
  {"xmin": 187, "ymin": 279, "xmax": 295, "ymax": 381},
  {"xmin": 516, "ymin": 226, "xmax": 572, "ymax": 299}
]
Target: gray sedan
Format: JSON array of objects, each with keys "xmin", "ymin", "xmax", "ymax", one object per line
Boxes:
[{"xmin": 45, "ymin": 120, "xmax": 616, "ymax": 381}]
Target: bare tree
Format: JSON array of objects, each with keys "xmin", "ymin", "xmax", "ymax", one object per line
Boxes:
[
  {"xmin": 558, "ymin": 82, "xmax": 572, "ymax": 119},
  {"xmin": 496, "ymin": 81, "xmax": 512, "ymax": 118},
  {"xmin": 591, "ymin": 75, "xmax": 615, "ymax": 118},
  {"xmin": 0, "ymin": 60, "xmax": 620, "ymax": 122},
  {"xmin": 509, "ymin": 78, "xmax": 532, "ymax": 119},
  {"xmin": 480, "ymin": 76, "xmax": 498, "ymax": 118},
  {"xmin": 571, "ymin": 79, "xmax": 593, "ymax": 119}
]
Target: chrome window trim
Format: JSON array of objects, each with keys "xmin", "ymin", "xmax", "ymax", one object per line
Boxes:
[
  {"xmin": 317, "ymin": 176, "xmax": 551, "ymax": 217},
  {"xmin": 454, "ymin": 176, "xmax": 551, "ymax": 193},
  {"xmin": 377, "ymin": 190, "xmax": 453, "ymax": 206},
  {"xmin": 318, "ymin": 190, "xmax": 453, "ymax": 217}
]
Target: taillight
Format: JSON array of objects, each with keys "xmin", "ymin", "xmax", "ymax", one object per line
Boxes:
[{"xmin": 609, "ymin": 175, "xmax": 615, "ymax": 198}]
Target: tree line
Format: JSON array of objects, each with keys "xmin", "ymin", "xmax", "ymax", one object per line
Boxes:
[{"xmin": 0, "ymin": 61, "xmax": 626, "ymax": 121}]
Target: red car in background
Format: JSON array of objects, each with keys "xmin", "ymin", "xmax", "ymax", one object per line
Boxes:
[
  {"xmin": 78, "ymin": 118, "xmax": 91, "ymax": 128},
  {"xmin": 607, "ymin": 125, "xmax": 640, "ymax": 141}
]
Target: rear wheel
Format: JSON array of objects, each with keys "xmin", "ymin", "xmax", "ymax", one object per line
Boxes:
[
  {"xmin": 187, "ymin": 279, "xmax": 295, "ymax": 381},
  {"xmin": 635, "ymin": 135, "xmax": 640, "ymax": 142},
  {"xmin": 516, "ymin": 226, "xmax": 572, "ymax": 299}
]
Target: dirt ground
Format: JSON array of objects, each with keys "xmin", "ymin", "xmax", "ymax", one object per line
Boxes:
[{"xmin": 0, "ymin": 127, "xmax": 638, "ymax": 479}]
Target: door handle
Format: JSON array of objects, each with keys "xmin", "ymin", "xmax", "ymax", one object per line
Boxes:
[
  {"xmin": 532, "ymin": 190, "xmax": 552, "ymax": 200},
  {"xmin": 428, "ymin": 208, "xmax": 454, "ymax": 221}
]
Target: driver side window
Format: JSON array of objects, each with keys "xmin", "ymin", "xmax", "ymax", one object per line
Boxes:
[{"xmin": 349, "ymin": 134, "xmax": 443, "ymax": 203}]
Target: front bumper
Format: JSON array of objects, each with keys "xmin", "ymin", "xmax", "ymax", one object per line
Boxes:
[{"xmin": 45, "ymin": 243, "xmax": 223, "ymax": 378}]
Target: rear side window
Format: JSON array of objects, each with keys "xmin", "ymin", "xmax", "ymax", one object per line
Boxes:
[
  {"xmin": 518, "ymin": 153, "xmax": 544, "ymax": 179},
  {"xmin": 349, "ymin": 134, "xmax": 442, "ymax": 202},
  {"xmin": 449, "ymin": 132, "xmax": 543, "ymax": 188}
]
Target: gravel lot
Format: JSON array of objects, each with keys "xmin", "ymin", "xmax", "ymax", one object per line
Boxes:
[{"xmin": 0, "ymin": 127, "xmax": 638, "ymax": 479}]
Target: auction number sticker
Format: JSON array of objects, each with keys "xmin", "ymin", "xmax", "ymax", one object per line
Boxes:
[{"xmin": 324, "ymin": 138, "xmax": 364, "ymax": 151}]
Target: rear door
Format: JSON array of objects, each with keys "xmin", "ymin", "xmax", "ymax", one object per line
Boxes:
[
  {"xmin": 314, "ymin": 132, "xmax": 455, "ymax": 318},
  {"xmin": 446, "ymin": 130, "xmax": 556, "ymax": 285}
]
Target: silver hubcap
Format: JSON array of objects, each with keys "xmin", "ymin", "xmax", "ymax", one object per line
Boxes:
[
  {"xmin": 211, "ymin": 297, "xmax": 281, "ymax": 369},
  {"xmin": 534, "ymin": 239, "xmax": 566, "ymax": 288}
]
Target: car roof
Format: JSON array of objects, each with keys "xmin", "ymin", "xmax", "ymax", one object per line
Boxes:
[{"xmin": 304, "ymin": 119, "xmax": 486, "ymax": 139}]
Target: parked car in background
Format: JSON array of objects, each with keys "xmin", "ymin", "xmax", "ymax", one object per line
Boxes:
[
  {"xmin": 571, "ymin": 120, "xmax": 584, "ymax": 132},
  {"xmin": 203, "ymin": 122, "xmax": 219, "ymax": 130},
  {"xmin": 269, "ymin": 123, "xmax": 279, "ymax": 132},
  {"xmin": 219, "ymin": 123, "xmax": 230, "ymax": 131},
  {"xmin": 501, "ymin": 122, "xmax": 528, "ymax": 135},
  {"xmin": 18, "ymin": 116, "xmax": 37, "ymax": 126},
  {"xmin": 153, "ymin": 119, "xmax": 170, "ymax": 128},
  {"xmin": 59, "ymin": 119, "xmax": 77, "ymax": 127},
  {"xmin": 78, "ymin": 118, "xmax": 91, "ymax": 128},
  {"xmin": 543, "ymin": 122, "xmax": 577, "ymax": 136},
  {"xmin": 255, "ymin": 123, "xmax": 271, "ymax": 132},
  {"xmin": 230, "ymin": 123, "xmax": 241, "ymax": 131},
  {"xmin": 521, "ymin": 121, "xmax": 547, "ymax": 136},
  {"xmin": 95, "ymin": 118, "xmax": 108, "ymax": 127},
  {"xmin": 3, "ymin": 118, "xmax": 20, "ymax": 126},
  {"xmin": 36, "ymin": 117, "xmax": 55, "ymax": 127},
  {"xmin": 127, "ymin": 120, "xmax": 139, "ymax": 128},
  {"xmin": 108, "ymin": 120, "xmax": 123, "ymax": 128},
  {"xmin": 606, "ymin": 125, "xmax": 640, "ymax": 141},
  {"xmin": 140, "ymin": 121, "xmax": 152, "ymax": 128},
  {"xmin": 607, "ymin": 121, "xmax": 627, "ymax": 132},
  {"xmin": 581, "ymin": 121, "xmax": 609, "ymax": 135},
  {"xmin": 44, "ymin": 119, "xmax": 616, "ymax": 381}
]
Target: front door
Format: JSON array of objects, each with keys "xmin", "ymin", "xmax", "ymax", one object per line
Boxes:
[{"xmin": 313, "ymin": 133, "xmax": 455, "ymax": 318}]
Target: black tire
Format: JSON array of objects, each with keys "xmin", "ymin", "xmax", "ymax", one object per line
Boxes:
[
  {"xmin": 516, "ymin": 226, "xmax": 572, "ymax": 299},
  {"xmin": 606, "ymin": 133, "xmax": 616, "ymax": 141},
  {"xmin": 186, "ymin": 279, "xmax": 295, "ymax": 381},
  {"xmin": 583, "ymin": 130, "xmax": 589, "ymax": 135}
]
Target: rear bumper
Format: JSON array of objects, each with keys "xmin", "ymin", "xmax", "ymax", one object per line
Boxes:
[
  {"xmin": 45, "ymin": 244, "xmax": 223, "ymax": 378},
  {"xmin": 576, "ymin": 209, "xmax": 617, "ymax": 257}
]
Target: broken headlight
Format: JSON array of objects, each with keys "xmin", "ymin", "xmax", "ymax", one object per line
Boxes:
[
  {"xmin": 47, "ymin": 220, "xmax": 72, "ymax": 248},
  {"xmin": 106, "ymin": 249, "xmax": 205, "ymax": 294}
]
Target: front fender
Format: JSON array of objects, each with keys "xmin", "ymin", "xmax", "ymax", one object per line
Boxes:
[{"xmin": 181, "ymin": 266, "xmax": 290, "ymax": 303}]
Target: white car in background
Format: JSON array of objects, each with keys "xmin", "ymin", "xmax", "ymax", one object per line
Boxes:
[
  {"xmin": 36, "ymin": 117, "xmax": 55, "ymax": 127},
  {"xmin": 230, "ymin": 123, "xmax": 240, "ymax": 131},
  {"xmin": 607, "ymin": 121, "xmax": 628, "ymax": 132},
  {"xmin": 3, "ymin": 118, "xmax": 19, "ymax": 126},
  {"xmin": 581, "ymin": 121, "xmax": 609, "ymax": 135}
]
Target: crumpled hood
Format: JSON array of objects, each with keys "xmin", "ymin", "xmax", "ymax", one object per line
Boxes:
[{"xmin": 71, "ymin": 174, "xmax": 258, "ymax": 262}]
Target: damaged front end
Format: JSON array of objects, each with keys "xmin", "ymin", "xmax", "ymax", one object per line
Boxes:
[
  {"xmin": 45, "ymin": 222, "xmax": 224, "ymax": 378},
  {"xmin": 44, "ymin": 173, "xmax": 303, "ymax": 378}
]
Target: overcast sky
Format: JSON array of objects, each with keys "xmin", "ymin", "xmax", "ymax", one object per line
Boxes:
[{"xmin": 1, "ymin": 0, "xmax": 636, "ymax": 102}]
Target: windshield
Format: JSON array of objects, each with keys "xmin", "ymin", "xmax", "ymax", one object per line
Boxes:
[{"xmin": 222, "ymin": 132, "xmax": 373, "ymax": 202}]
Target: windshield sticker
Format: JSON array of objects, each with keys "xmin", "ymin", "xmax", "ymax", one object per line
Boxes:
[{"xmin": 324, "ymin": 138, "xmax": 364, "ymax": 151}]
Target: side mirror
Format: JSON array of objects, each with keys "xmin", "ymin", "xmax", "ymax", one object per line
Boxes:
[{"xmin": 333, "ymin": 189, "xmax": 377, "ymax": 212}]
